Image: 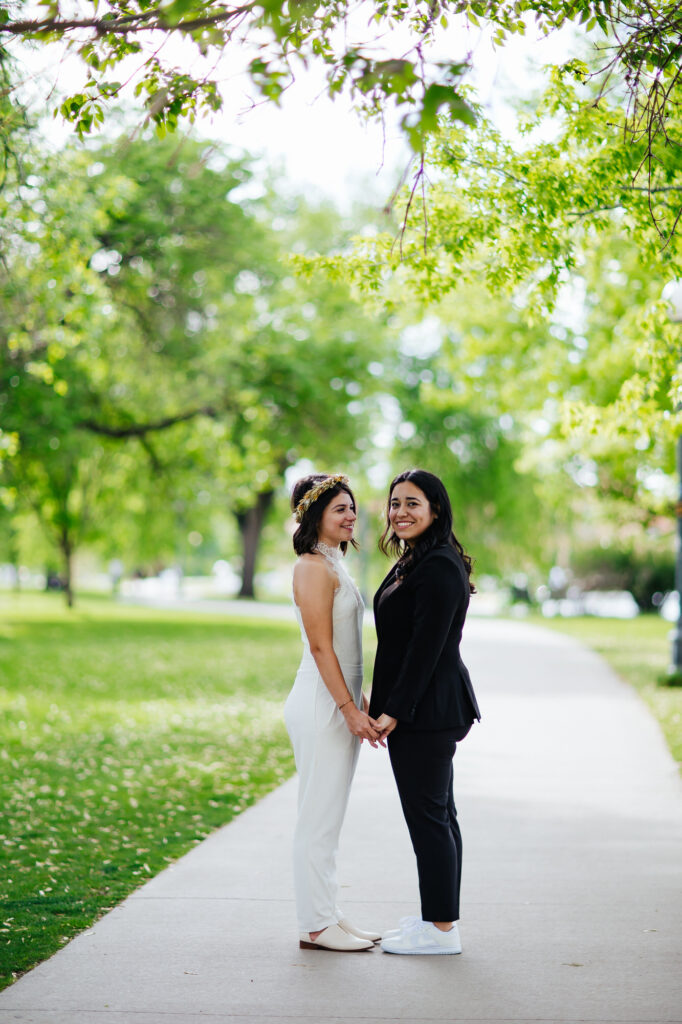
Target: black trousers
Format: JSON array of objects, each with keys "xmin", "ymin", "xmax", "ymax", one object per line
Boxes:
[{"xmin": 388, "ymin": 725, "xmax": 470, "ymax": 923}]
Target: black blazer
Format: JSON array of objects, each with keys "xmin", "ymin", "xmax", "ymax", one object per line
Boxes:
[{"xmin": 369, "ymin": 544, "xmax": 480, "ymax": 731}]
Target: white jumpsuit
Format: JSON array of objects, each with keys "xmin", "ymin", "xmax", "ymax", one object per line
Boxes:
[{"xmin": 284, "ymin": 546, "xmax": 364, "ymax": 933}]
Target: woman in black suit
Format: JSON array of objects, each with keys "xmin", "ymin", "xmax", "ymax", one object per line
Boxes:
[{"xmin": 369, "ymin": 469, "xmax": 480, "ymax": 956}]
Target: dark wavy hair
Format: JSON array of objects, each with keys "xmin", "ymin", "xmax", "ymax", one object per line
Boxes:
[
  {"xmin": 291, "ymin": 474, "xmax": 358, "ymax": 556},
  {"xmin": 379, "ymin": 468, "xmax": 475, "ymax": 590}
]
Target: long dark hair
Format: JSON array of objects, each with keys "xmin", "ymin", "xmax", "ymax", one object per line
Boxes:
[
  {"xmin": 379, "ymin": 468, "xmax": 475, "ymax": 590},
  {"xmin": 291, "ymin": 474, "xmax": 358, "ymax": 556}
]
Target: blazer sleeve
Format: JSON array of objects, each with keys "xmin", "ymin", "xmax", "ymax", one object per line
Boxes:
[{"xmin": 382, "ymin": 553, "xmax": 461, "ymax": 723}]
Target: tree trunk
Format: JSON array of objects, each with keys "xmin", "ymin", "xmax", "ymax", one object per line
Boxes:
[
  {"xmin": 236, "ymin": 490, "xmax": 274, "ymax": 599},
  {"xmin": 8, "ymin": 524, "xmax": 21, "ymax": 592},
  {"xmin": 59, "ymin": 529, "xmax": 74, "ymax": 608}
]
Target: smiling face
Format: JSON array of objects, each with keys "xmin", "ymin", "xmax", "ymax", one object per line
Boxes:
[
  {"xmin": 388, "ymin": 481, "xmax": 437, "ymax": 546},
  {"xmin": 317, "ymin": 489, "xmax": 357, "ymax": 548}
]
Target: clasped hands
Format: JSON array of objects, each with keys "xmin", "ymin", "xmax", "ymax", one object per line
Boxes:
[
  {"xmin": 341, "ymin": 697, "xmax": 397, "ymax": 747},
  {"xmin": 367, "ymin": 712, "xmax": 398, "ymax": 746}
]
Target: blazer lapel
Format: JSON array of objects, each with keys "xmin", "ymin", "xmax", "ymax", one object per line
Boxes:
[{"xmin": 373, "ymin": 565, "xmax": 398, "ymax": 615}]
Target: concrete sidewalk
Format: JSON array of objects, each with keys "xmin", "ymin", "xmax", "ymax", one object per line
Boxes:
[{"xmin": 1, "ymin": 617, "xmax": 681, "ymax": 1023}]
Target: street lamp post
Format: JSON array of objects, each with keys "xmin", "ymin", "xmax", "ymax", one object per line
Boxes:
[
  {"xmin": 664, "ymin": 280, "xmax": 682, "ymax": 674},
  {"xmin": 672, "ymin": 432, "xmax": 682, "ymax": 674}
]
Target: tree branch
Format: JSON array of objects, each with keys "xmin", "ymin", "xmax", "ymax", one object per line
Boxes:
[
  {"xmin": 567, "ymin": 203, "xmax": 628, "ymax": 220},
  {"xmin": 565, "ymin": 186, "xmax": 682, "ymax": 221},
  {"xmin": 139, "ymin": 434, "xmax": 164, "ymax": 471},
  {"xmin": 458, "ymin": 155, "xmax": 529, "ymax": 188},
  {"xmin": 0, "ymin": 4, "xmax": 255, "ymax": 37},
  {"xmin": 626, "ymin": 185, "xmax": 682, "ymax": 194},
  {"xmin": 77, "ymin": 404, "xmax": 218, "ymax": 438}
]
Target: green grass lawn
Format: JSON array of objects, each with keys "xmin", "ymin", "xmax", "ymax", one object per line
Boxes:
[
  {"xmin": 0, "ymin": 594, "xmax": 307, "ymax": 990},
  {"xmin": 528, "ymin": 613, "xmax": 682, "ymax": 766}
]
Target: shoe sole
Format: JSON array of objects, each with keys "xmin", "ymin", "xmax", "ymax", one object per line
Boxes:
[
  {"xmin": 299, "ymin": 940, "xmax": 373, "ymax": 951},
  {"xmin": 380, "ymin": 945, "xmax": 462, "ymax": 955}
]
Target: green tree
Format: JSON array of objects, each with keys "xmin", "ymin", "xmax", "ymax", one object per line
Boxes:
[
  {"xmin": 1, "ymin": 132, "xmax": 395, "ymax": 600},
  {"xmin": 138, "ymin": 192, "xmax": 394, "ymax": 597},
  {"xmin": 404, "ymin": 238, "xmax": 677, "ymax": 525},
  {"xmin": 228, "ymin": 281, "xmax": 390, "ymax": 594},
  {"xmin": 0, "ymin": 49, "xmax": 30, "ymax": 192},
  {"xmin": 86, "ymin": 148, "xmax": 393, "ymax": 595},
  {"xmin": 327, "ymin": 74, "xmax": 682, "ymax": 479},
  {"xmin": 0, "ymin": 144, "xmax": 124, "ymax": 603},
  {"xmin": 0, "ymin": 134, "xmax": 270, "ymax": 601},
  {"xmin": 382, "ymin": 342, "xmax": 554, "ymax": 575}
]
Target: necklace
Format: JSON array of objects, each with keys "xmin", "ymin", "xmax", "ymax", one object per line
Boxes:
[{"xmin": 315, "ymin": 540, "xmax": 341, "ymax": 560}]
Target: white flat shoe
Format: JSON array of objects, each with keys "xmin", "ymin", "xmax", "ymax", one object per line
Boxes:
[
  {"xmin": 337, "ymin": 916, "xmax": 382, "ymax": 942},
  {"xmin": 299, "ymin": 924, "xmax": 374, "ymax": 951}
]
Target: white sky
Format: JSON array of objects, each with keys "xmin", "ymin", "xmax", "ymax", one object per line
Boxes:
[{"xmin": 201, "ymin": 24, "xmax": 573, "ymax": 206}]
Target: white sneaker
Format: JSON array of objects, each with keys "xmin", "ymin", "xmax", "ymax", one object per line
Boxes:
[{"xmin": 381, "ymin": 921, "xmax": 462, "ymax": 955}]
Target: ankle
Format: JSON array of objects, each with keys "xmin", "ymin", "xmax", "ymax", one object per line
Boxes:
[{"xmin": 432, "ymin": 921, "xmax": 454, "ymax": 932}]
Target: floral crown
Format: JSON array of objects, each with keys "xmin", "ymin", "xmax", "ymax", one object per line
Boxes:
[{"xmin": 294, "ymin": 474, "xmax": 349, "ymax": 523}]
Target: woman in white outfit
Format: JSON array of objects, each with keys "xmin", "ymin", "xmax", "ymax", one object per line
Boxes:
[{"xmin": 284, "ymin": 473, "xmax": 381, "ymax": 952}]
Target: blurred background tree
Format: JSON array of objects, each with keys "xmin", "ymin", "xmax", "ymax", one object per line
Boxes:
[
  {"xmin": 306, "ymin": 66, "xmax": 682, "ymax": 601},
  {"xmin": 0, "ymin": 127, "xmax": 397, "ymax": 600}
]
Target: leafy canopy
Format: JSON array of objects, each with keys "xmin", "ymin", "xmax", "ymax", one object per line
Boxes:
[
  {"xmin": 1, "ymin": 0, "xmax": 681, "ymax": 162},
  {"xmin": 303, "ymin": 66, "xmax": 682, "ymax": 534}
]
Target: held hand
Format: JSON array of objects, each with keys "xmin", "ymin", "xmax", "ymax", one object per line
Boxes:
[
  {"xmin": 341, "ymin": 703, "xmax": 381, "ymax": 747},
  {"xmin": 373, "ymin": 713, "xmax": 398, "ymax": 745}
]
